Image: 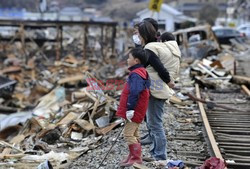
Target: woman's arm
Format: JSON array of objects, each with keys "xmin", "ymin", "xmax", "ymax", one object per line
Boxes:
[{"xmin": 145, "ymin": 49, "xmax": 171, "ymax": 84}]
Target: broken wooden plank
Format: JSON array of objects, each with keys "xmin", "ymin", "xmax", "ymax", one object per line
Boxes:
[
  {"xmin": 187, "ymin": 92, "xmax": 247, "ymax": 112},
  {"xmin": 0, "ymin": 66, "xmax": 21, "ymax": 75},
  {"xmin": 0, "ymin": 134, "xmax": 25, "ymax": 159},
  {"xmin": 9, "ymin": 135, "xmax": 26, "ymax": 145},
  {"xmin": 170, "ymin": 96, "xmax": 186, "ymax": 106},
  {"xmin": 97, "ymin": 92, "xmax": 119, "ymax": 104},
  {"xmin": 87, "ymin": 97, "xmax": 100, "ymax": 134},
  {"xmin": 195, "ymin": 84, "xmax": 224, "ymax": 160},
  {"xmin": 57, "ymin": 112, "xmax": 78, "ymax": 126},
  {"xmin": 218, "ymin": 53, "xmax": 235, "ymax": 71},
  {"xmin": 197, "ymin": 63, "xmax": 218, "ymax": 78},
  {"xmin": 73, "ymin": 119, "xmax": 95, "ymax": 131},
  {"xmin": 133, "ymin": 163, "xmax": 150, "ymax": 169},
  {"xmin": 58, "ymin": 74, "xmax": 85, "ymax": 84},
  {"xmin": 95, "ymin": 119, "xmax": 123, "ymax": 135},
  {"xmin": 71, "ymin": 92, "xmax": 86, "ymax": 102},
  {"xmin": 0, "ymin": 140, "xmax": 24, "ymax": 153},
  {"xmin": 54, "ymin": 61, "xmax": 77, "ymax": 67},
  {"xmin": 1, "ymin": 153, "xmax": 25, "ymax": 159},
  {"xmin": 64, "ymin": 54, "xmax": 79, "ymax": 65},
  {"xmin": 84, "ymin": 89, "xmax": 97, "ymax": 102},
  {"xmin": 241, "ymin": 85, "xmax": 250, "ymax": 96},
  {"xmin": 232, "ymin": 75, "xmax": 250, "ymax": 86},
  {"xmin": 90, "ymin": 97, "xmax": 100, "ymax": 120}
]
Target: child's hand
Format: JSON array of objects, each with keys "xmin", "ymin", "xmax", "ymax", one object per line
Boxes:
[
  {"xmin": 167, "ymin": 81, "xmax": 175, "ymax": 88},
  {"xmin": 126, "ymin": 110, "xmax": 134, "ymax": 122}
]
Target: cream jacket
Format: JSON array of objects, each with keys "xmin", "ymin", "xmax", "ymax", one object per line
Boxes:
[{"xmin": 145, "ymin": 41, "xmax": 181, "ymax": 99}]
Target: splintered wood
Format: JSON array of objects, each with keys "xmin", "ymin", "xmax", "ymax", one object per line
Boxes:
[{"xmin": 0, "ymin": 70, "xmax": 121, "ymax": 167}]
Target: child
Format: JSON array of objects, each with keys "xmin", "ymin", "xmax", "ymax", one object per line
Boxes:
[
  {"xmin": 160, "ymin": 31, "xmax": 176, "ymax": 42},
  {"xmin": 116, "ymin": 48, "xmax": 150, "ymax": 167},
  {"xmin": 159, "ymin": 31, "xmax": 177, "ymax": 89},
  {"xmin": 159, "ymin": 31, "xmax": 181, "ymax": 87}
]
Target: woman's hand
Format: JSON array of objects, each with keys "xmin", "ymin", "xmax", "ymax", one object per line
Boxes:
[{"xmin": 167, "ymin": 81, "xmax": 175, "ymax": 88}]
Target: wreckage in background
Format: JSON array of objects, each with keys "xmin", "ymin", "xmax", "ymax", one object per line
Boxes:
[
  {"xmin": 172, "ymin": 24, "xmax": 250, "ymax": 91},
  {"xmin": 173, "ymin": 25, "xmax": 221, "ymax": 59},
  {"xmin": 0, "ymin": 19, "xmax": 117, "ymax": 62},
  {"xmin": 0, "ymin": 17, "xmax": 128, "ymax": 168},
  {"xmin": 1, "ymin": 21, "xmax": 250, "ymax": 168}
]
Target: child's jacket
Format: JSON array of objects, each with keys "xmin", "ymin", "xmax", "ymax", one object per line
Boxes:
[{"xmin": 116, "ymin": 64, "xmax": 150, "ymax": 123}]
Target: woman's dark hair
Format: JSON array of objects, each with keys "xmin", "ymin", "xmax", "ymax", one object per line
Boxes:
[
  {"xmin": 143, "ymin": 18, "xmax": 161, "ymax": 40},
  {"xmin": 130, "ymin": 48, "xmax": 148, "ymax": 65},
  {"xmin": 143, "ymin": 18, "xmax": 158, "ymax": 32},
  {"xmin": 160, "ymin": 32, "xmax": 175, "ymax": 42},
  {"xmin": 138, "ymin": 21, "xmax": 157, "ymax": 45}
]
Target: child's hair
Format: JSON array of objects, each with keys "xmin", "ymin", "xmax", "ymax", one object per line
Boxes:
[
  {"xmin": 130, "ymin": 48, "xmax": 148, "ymax": 65},
  {"xmin": 160, "ymin": 32, "xmax": 175, "ymax": 42}
]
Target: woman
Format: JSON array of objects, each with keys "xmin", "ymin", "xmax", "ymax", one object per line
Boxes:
[{"xmin": 138, "ymin": 20, "xmax": 180, "ymax": 161}]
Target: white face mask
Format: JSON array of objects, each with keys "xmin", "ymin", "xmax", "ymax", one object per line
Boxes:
[{"xmin": 132, "ymin": 34, "xmax": 141, "ymax": 45}]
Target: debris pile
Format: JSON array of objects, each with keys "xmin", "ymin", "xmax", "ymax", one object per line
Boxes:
[
  {"xmin": 173, "ymin": 25, "xmax": 250, "ymax": 92},
  {"xmin": 1, "ymin": 24, "xmax": 250, "ymax": 169},
  {"xmin": 0, "ymin": 46, "xmax": 128, "ymax": 168}
]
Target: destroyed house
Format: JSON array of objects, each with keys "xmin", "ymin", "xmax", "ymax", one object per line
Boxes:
[{"xmin": 173, "ymin": 25, "xmax": 221, "ymax": 58}]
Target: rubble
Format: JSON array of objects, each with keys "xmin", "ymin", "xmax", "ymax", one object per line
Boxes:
[
  {"xmin": 0, "ymin": 21, "xmax": 126, "ymax": 169},
  {"xmin": 0, "ymin": 67, "xmax": 124, "ymax": 167},
  {"xmin": 173, "ymin": 25, "xmax": 221, "ymax": 59},
  {"xmin": 0, "ymin": 22, "xmax": 250, "ymax": 169}
]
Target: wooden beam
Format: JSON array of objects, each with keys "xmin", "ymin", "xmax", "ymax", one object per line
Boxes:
[
  {"xmin": 197, "ymin": 63, "xmax": 218, "ymax": 78},
  {"xmin": 57, "ymin": 112, "xmax": 78, "ymax": 126},
  {"xmin": 60, "ymin": 26, "xmax": 63, "ymax": 58},
  {"xmin": 101, "ymin": 25, "xmax": 104, "ymax": 57},
  {"xmin": 111, "ymin": 25, "xmax": 116, "ymax": 53},
  {"xmin": 56, "ymin": 25, "xmax": 60, "ymax": 60},
  {"xmin": 0, "ymin": 140, "xmax": 24, "ymax": 153},
  {"xmin": 57, "ymin": 74, "xmax": 85, "ymax": 84},
  {"xmin": 0, "ymin": 19, "xmax": 118, "ymax": 27},
  {"xmin": 133, "ymin": 163, "xmax": 150, "ymax": 169},
  {"xmin": 83, "ymin": 25, "xmax": 88, "ymax": 58},
  {"xmin": 195, "ymin": 84, "xmax": 224, "ymax": 160},
  {"xmin": 95, "ymin": 120, "xmax": 122, "ymax": 135},
  {"xmin": 1, "ymin": 153, "xmax": 25, "ymax": 159},
  {"xmin": 241, "ymin": 85, "xmax": 250, "ymax": 96},
  {"xmin": 170, "ymin": 96, "xmax": 186, "ymax": 105},
  {"xmin": 232, "ymin": 75, "xmax": 250, "ymax": 86}
]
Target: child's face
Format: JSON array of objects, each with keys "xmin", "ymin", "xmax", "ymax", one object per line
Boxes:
[{"xmin": 127, "ymin": 54, "xmax": 139, "ymax": 67}]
